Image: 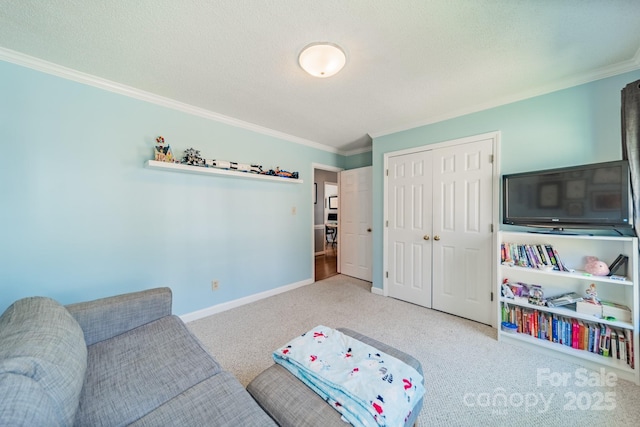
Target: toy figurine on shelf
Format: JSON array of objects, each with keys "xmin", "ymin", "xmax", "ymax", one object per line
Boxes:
[
  {"xmin": 585, "ymin": 283, "xmax": 599, "ymax": 303},
  {"xmin": 528, "ymin": 285, "xmax": 545, "ymax": 306},
  {"xmin": 154, "ymin": 136, "xmax": 174, "ymax": 162},
  {"xmin": 182, "ymin": 148, "xmax": 205, "ymax": 166},
  {"xmin": 262, "ymin": 167, "xmax": 299, "ymax": 179}
]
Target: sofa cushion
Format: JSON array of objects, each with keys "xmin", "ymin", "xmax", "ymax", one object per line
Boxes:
[
  {"xmin": 248, "ymin": 363, "xmax": 346, "ymax": 427},
  {"xmin": 0, "ymin": 297, "xmax": 88, "ymax": 427},
  {"xmin": 74, "ymin": 315, "xmax": 223, "ymax": 426},
  {"xmin": 129, "ymin": 372, "xmax": 277, "ymax": 427}
]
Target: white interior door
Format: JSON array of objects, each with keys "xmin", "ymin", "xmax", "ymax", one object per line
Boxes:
[
  {"xmin": 387, "ymin": 150, "xmax": 433, "ymax": 307},
  {"xmin": 339, "ymin": 167, "xmax": 372, "ymax": 281},
  {"xmin": 431, "ymin": 139, "xmax": 494, "ymax": 324}
]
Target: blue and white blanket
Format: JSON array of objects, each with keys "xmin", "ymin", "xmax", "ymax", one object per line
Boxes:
[{"xmin": 273, "ymin": 325, "xmax": 425, "ymax": 426}]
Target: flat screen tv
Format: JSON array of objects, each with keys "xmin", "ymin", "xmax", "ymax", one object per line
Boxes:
[{"xmin": 502, "ymin": 160, "xmax": 633, "ymax": 230}]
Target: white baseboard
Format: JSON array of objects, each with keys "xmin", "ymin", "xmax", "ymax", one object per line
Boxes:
[
  {"xmin": 180, "ymin": 278, "xmax": 314, "ymax": 323},
  {"xmin": 370, "ymin": 286, "xmax": 384, "ymax": 296}
]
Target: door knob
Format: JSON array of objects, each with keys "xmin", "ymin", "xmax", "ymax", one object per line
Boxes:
[
  {"xmin": 367, "ymin": 228, "xmax": 372, "ymax": 232},
  {"xmin": 434, "ymin": 235, "xmax": 440, "ymax": 241},
  {"xmin": 423, "ymin": 235, "xmax": 430, "ymax": 240}
]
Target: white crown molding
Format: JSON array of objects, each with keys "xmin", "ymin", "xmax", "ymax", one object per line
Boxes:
[
  {"xmin": 0, "ymin": 47, "xmax": 341, "ymax": 155},
  {"xmin": 370, "ymin": 56, "xmax": 640, "ymax": 140},
  {"xmin": 312, "ymin": 162, "xmax": 343, "ymax": 173},
  {"xmin": 342, "ymin": 145, "xmax": 372, "ymax": 156}
]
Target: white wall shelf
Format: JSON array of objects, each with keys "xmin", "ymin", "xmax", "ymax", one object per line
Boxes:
[
  {"xmin": 144, "ymin": 160, "xmax": 304, "ymax": 184},
  {"xmin": 497, "ymin": 231, "xmax": 639, "ymax": 385}
]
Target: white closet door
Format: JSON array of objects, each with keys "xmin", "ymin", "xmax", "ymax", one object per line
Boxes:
[
  {"xmin": 387, "ymin": 150, "xmax": 433, "ymax": 307},
  {"xmin": 431, "ymin": 138, "xmax": 494, "ymax": 325}
]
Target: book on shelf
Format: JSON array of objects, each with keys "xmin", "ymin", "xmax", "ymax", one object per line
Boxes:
[
  {"xmin": 619, "ymin": 333, "xmax": 627, "ymax": 365},
  {"xmin": 545, "ymin": 245, "xmax": 560, "ymax": 270},
  {"xmin": 608, "ymin": 254, "xmax": 629, "ymax": 276},
  {"xmin": 553, "ymin": 248, "xmax": 568, "ymax": 272},
  {"xmin": 535, "ymin": 244, "xmax": 551, "ymax": 267},
  {"xmin": 600, "ymin": 326, "xmax": 611, "ymax": 357},
  {"xmin": 629, "ymin": 330, "xmax": 633, "ymax": 368}
]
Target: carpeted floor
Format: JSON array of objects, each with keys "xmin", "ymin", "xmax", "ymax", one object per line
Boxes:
[{"xmin": 187, "ymin": 274, "xmax": 640, "ymax": 427}]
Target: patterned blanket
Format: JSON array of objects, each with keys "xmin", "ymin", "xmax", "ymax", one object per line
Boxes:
[{"xmin": 272, "ymin": 326, "xmax": 425, "ymax": 426}]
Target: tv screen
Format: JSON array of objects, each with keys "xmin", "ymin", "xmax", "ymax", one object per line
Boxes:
[{"xmin": 503, "ymin": 160, "xmax": 633, "ymax": 229}]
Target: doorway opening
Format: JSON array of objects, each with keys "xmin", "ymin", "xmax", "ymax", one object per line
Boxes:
[{"xmin": 313, "ymin": 164, "xmax": 342, "ymax": 281}]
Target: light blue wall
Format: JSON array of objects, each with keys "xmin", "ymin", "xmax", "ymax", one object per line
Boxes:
[
  {"xmin": 0, "ymin": 60, "xmax": 344, "ymax": 315},
  {"xmin": 371, "ymin": 69, "xmax": 640, "ymax": 290},
  {"xmin": 344, "ymin": 150, "xmax": 372, "ymax": 169}
]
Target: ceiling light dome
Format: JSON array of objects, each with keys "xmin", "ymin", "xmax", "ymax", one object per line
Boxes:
[{"xmin": 298, "ymin": 43, "xmax": 346, "ymax": 78}]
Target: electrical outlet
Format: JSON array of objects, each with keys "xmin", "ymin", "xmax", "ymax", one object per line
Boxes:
[{"xmin": 211, "ymin": 280, "xmax": 219, "ymax": 291}]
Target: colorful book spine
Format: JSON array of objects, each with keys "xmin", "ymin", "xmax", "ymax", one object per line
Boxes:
[
  {"xmin": 619, "ymin": 332, "xmax": 627, "ymax": 365},
  {"xmin": 553, "ymin": 248, "xmax": 569, "ymax": 272},
  {"xmin": 572, "ymin": 319, "xmax": 580, "ymax": 349},
  {"xmin": 545, "ymin": 245, "xmax": 559, "ymax": 270},
  {"xmin": 528, "ymin": 245, "xmax": 541, "ymax": 267},
  {"xmin": 611, "ymin": 329, "xmax": 618, "ymax": 360},
  {"xmin": 536, "ymin": 244, "xmax": 551, "ymax": 266},
  {"xmin": 626, "ymin": 329, "xmax": 634, "ymax": 368},
  {"xmin": 601, "ymin": 326, "xmax": 611, "ymax": 357}
]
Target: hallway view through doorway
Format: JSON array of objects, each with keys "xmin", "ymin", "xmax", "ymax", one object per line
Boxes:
[{"xmin": 315, "ymin": 242, "xmax": 337, "ymax": 281}]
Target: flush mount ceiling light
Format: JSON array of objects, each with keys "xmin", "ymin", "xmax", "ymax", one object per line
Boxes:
[{"xmin": 298, "ymin": 42, "xmax": 346, "ymax": 78}]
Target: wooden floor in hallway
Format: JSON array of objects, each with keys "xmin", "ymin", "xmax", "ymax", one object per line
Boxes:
[{"xmin": 314, "ymin": 242, "xmax": 337, "ymax": 281}]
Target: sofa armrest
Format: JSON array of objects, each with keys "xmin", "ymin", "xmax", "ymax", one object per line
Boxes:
[{"xmin": 65, "ymin": 287, "xmax": 173, "ymax": 346}]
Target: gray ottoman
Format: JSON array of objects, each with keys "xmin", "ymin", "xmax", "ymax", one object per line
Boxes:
[{"xmin": 247, "ymin": 328, "xmax": 424, "ymax": 427}]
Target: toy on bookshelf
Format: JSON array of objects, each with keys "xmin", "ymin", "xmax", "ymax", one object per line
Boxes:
[
  {"xmin": 584, "ymin": 256, "xmax": 610, "ymax": 276},
  {"xmin": 501, "ymin": 279, "xmax": 532, "ymax": 300},
  {"xmin": 528, "ymin": 285, "xmax": 545, "ymax": 306},
  {"xmin": 501, "ymin": 281, "xmax": 515, "ymax": 298},
  {"xmin": 585, "ymin": 283, "xmax": 598, "ymax": 302}
]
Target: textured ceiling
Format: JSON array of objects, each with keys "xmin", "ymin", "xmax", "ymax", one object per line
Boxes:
[{"xmin": 1, "ymin": 0, "xmax": 640, "ymax": 154}]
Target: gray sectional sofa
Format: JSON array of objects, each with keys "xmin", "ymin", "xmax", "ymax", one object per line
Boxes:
[{"xmin": 0, "ymin": 287, "xmax": 276, "ymax": 426}]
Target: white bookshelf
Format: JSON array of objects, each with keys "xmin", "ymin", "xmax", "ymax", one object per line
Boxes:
[
  {"xmin": 497, "ymin": 231, "xmax": 639, "ymax": 384},
  {"xmin": 144, "ymin": 160, "xmax": 304, "ymax": 184}
]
